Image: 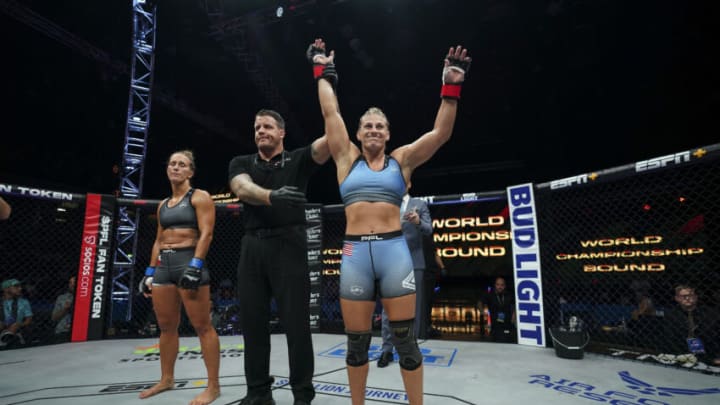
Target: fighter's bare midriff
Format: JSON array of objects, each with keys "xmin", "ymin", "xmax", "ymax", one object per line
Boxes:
[
  {"xmin": 160, "ymin": 228, "xmax": 198, "ymax": 249},
  {"xmin": 345, "ymin": 201, "xmax": 402, "ymax": 235}
]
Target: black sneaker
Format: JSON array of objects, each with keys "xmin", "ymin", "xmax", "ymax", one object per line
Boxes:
[
  {"xmin": 377, "ymin": 351, "xmax": 394, "ymax": 368},
  {"xmin": 239, "ymin": 393, "xmax": 275, "ymax": 405}
]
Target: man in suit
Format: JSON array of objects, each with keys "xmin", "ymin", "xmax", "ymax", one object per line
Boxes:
[{"xmin": 377, "ymin": 188, "xmax": 432, "ymax": 367}]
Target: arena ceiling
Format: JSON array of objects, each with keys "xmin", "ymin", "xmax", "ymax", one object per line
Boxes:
[{"xmin": 1, "ymin": 0, "xmax": 718, "ymax": 203}]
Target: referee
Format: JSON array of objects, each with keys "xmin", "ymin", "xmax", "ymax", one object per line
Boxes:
[{"xmin": 228, "ymin": 109, "xmax": 329, "ymax": 405}]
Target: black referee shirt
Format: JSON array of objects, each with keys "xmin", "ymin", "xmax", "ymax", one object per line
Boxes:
[{"xmin": 228, "ymin": 145, "xmax": 319, "ymax": 230}]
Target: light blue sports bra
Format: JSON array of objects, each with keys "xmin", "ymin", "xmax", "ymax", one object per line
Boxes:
[{"xmin": 339, "ymin": 155, "xmax": 406, "ymax": 207}]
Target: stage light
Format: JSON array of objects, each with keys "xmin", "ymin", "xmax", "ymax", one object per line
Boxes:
[{"xmin": 276, "ymin": 0, "xmax": 290, "ymax": 18}]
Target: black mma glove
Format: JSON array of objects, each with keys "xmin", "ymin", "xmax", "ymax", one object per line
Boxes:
[
  {"xmin": 306, "ymin": 43, "xmax": 338, "ymax": 89},
  {"xmin": 139, "ymin": 266, "xmax": 155, "ymax": 295},
  {"xmin": 441, "ymin": 49, "xmax": 472, "ymax": 100},
  {"xmin": 179, "ymin": 258, "xmax": 203, "ymax": 290},
  {"xmin": 269, "ymin": 186, "xmax": 306, "ymax": 206}
]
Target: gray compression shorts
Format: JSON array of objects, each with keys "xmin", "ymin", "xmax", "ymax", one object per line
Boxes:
[
  {"xmin": 153, "ymin": 247, "xmax": 210, "ymax": 286},
  {"xmin": 339, "ymin": 231, "xmax": 415, "ymax": 301}
]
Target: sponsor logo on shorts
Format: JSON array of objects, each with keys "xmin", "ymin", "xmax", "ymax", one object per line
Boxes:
[
  {"xmin": 350, "ymin": 285, "xmax": 364, "ymax": 296},
  {"xmin": 401, "ymin": 272, "xmax": 415, "ymax": 290}
]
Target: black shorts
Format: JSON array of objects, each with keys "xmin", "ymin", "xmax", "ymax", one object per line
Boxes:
[{"xmin": 153, "ymin": 247, "xmax": 210, "ymax": 286}]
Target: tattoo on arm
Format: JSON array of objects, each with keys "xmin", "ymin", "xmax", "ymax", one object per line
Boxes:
[{"xmin": 230, "ymin": 174, "xmax": 271, "ymax": 206}]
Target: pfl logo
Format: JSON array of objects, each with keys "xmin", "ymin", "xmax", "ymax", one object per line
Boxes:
[{"xmin": 319, "ymin": 342, "xmax": 456, "ymax": 367}]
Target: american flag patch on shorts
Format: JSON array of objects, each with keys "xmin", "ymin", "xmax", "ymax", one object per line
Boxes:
[{"xmin": 342, "ymin": 242, "xmax": 353, "ymax": 256}]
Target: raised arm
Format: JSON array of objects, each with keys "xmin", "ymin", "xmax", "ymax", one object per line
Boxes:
[
  {"xmin": 394, "ymin": 45, "xmax": 472, "ymax": 175},
  {"xmin": 308, "ymin": 38, "xmax": 359, "ymax": 181},
  {"xmin": 310, "ymin": 134, "xmax": 331, "ymax": 165}
]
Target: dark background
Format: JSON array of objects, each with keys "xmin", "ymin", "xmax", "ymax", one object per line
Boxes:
[{"xmin": 1, "ymin": 0, "xmax": 718, "ymax": 204}]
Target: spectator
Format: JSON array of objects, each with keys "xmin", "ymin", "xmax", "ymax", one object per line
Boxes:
[
  {"xmin": 482, "ymin": 277, "xmax": 516, "ymax": 343},
  {"xmin": 1, "ymin": 279, "xmax": 33, "ymax": 349},
  {"xmin": 630, "ymin": 279, "xmax": 656, "ymax": 321},
  {"xmin": 51, "ymin": 275, "xmax": 76, "ymax": 343},
  {"xmin": 663, "ymin": 285, "xmax": 719, "ymax": 366},
  {"xmin": 214, "ymin": 279, "xmax": 241, "ymax": 336},
  {"xmin": 214, "ymin": 279, "xmax": 239, "ymax": 313},
  {"xmin": 0, "ymin": 196, "xmax": 10, "ymax": 220}
]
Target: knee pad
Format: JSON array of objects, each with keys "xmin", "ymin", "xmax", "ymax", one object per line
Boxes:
[
  {"xmin": 345, "ymin": 330, "xmax": 372, "ymax": 367},
  {"xmin": 389, "ymin": 319, "xmax": 423, "ymax": 371}
]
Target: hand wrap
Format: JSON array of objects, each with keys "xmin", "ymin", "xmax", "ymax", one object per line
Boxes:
[
  {"xmin": 441, "ymin": 53, "xmax": 472, "ymax": 100},
  {"xmin": 138, "ymin": 266, "xmax": 155, "ymax": 295},
  {"xmin": 306, "ymin": 43, "xmax": 338, "ymax": 88}
]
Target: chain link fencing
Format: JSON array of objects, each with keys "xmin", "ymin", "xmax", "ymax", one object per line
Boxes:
[
  {"xmin": 1, "ymin": 144, "xmax": 718, "ymax": 376},
  {"xmin": 535, "ymin": 145, "xmax": 719, "ymax": 371},
  {"xmin": 0, "ymin": 191, "xmax": 85, "ymax": 347}
]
